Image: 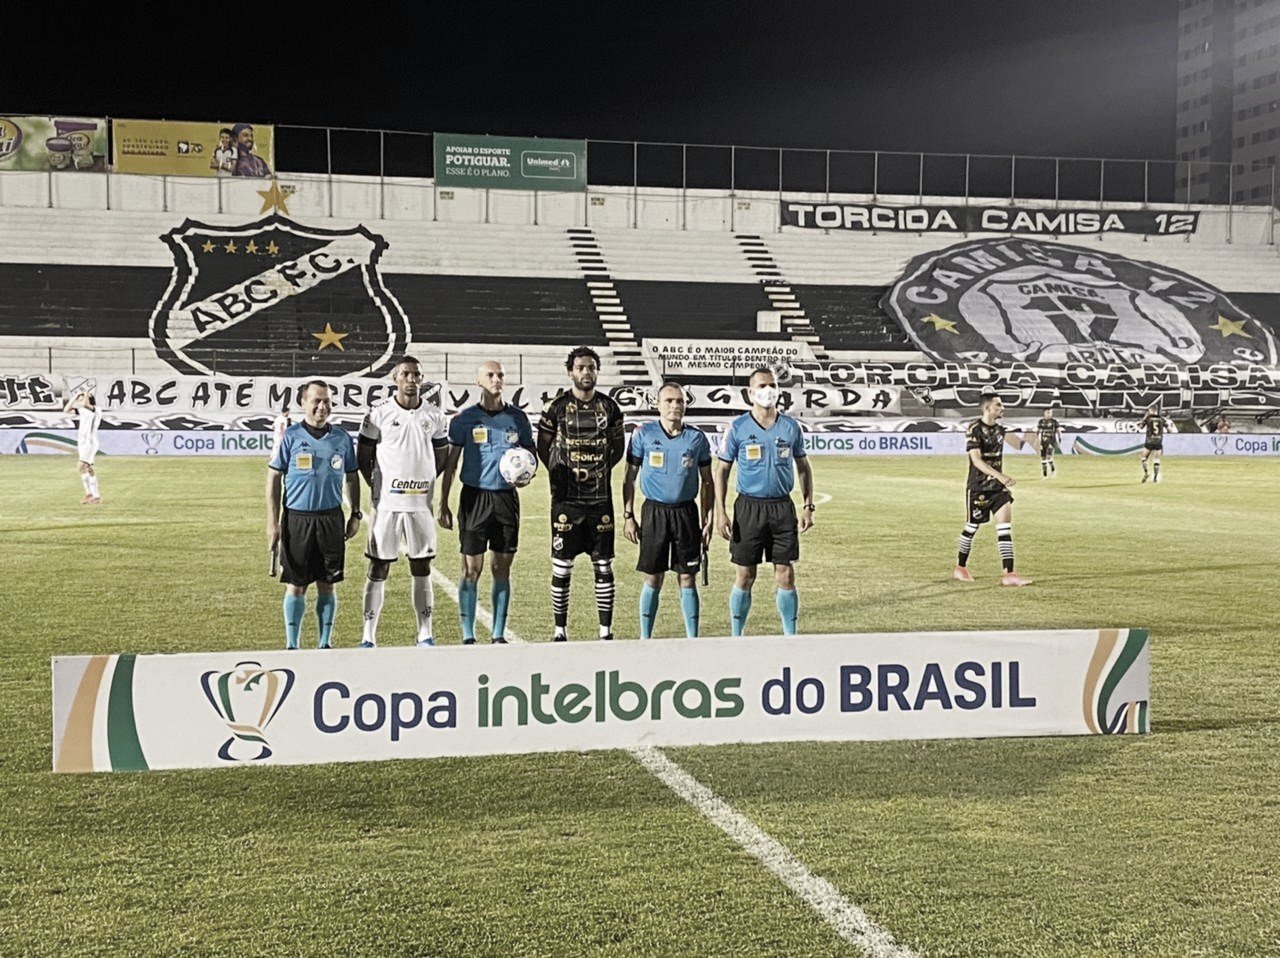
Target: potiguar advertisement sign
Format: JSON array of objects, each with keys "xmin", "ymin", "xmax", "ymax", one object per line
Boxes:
[{"xmin": 434, "ymin": 133, "xmax": 586, "ymax": 191}]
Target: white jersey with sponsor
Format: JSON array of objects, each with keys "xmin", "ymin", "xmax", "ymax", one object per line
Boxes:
[
  {"xmin": 76, "ymin": 406, "xmax": 102, "ymax": 462},
  {"xmin": 360, "ymin": 396, "xmax": 448, "ymax": 512}
]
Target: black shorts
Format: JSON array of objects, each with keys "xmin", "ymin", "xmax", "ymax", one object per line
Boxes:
[
  {"xmin": 279, "ymin": 507, "xmax": 346, "ymax": 586},
  {"xmin": 458, "ymin": 485, "xmax": 520, "ymax": 555},
  {"xmin": 637, "ymin": 499, "xmax": 702, "ymax": 576},
  {"xmin": 551, "ymin": 499, "xmax": 615, "ymax": 561},
  {"xmin": 730, "ymin": 495, "xmax": 798, "ymax": 567},
  {"xmin": 1039, "ymin": 440, "xmax": 1055, "ymax": 459},
  {"xmin": 966, "ymin": 487, "xmax": 1014, "ymax": 525},
  {"xmin": 1144, "ymin": 442, "xmax": 1163, "ymax": 453}
]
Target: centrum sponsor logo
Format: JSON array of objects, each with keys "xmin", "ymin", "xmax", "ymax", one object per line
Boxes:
[
  {"xmin": 390, "ymin": 478, "xmax": 431, "ymax": 494},
  {"xmin": 521, "ymin": 150, "xmax": 576, "ymax": 179},
  {"xmin": 200, "ymin": 661, "xmax": 295, "ymax": 761},
  {"xmin": 478, "ymin": 671, "xmax": 744, "ymax": 727}
]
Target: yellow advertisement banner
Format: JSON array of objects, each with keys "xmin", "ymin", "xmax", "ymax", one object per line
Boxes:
[{"xmin": 112, "ymin": 119, "xmax": 274, "ymax": 178}]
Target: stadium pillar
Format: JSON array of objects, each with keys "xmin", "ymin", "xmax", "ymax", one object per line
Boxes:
[
  {"xmin": 632, "ymin": 142, "xmax": 639, "ymax": 229},
  {"xmin": 379, "ymin": 131, "xmax": 385, "ymax": 221},
  {"xmin": 1143, "ymin": 161, "xmax": 1149, "ymax": 207},
  {"xmin": 730, "ymin": 145, "xmax": 736, "ymax": 232},
  {"xmin": 965, "ymin": 154, "xmax": 972, "ymax": 206},
  {"xmin": 777, "ymin": 149, "xmax": 783, "ymax": 232},
  {"xmin": 326, "ymin": 129, "xmax": 333, "ymax": 219},
  {"xmin": 1099, "ymin": 160, "xmax": 1105, "ymax": 208},
  {"xmin": 824, "ymin": 150, "xmax": 830, "ymax": 201},
  {"xmin": 1053, "ymin": 157, "xmax": 1059, "ymax": 205},
  {"xmin": 681, "ymin": 144, "xmax": 686, "ymax": 231},
  {"xmin": 873, "ymin": 151, "xmax": 879, "ymax": 199},
  {"xmin": 1270, "ymin": 165, "xmax": 1277, "ymax": 245},
  {"xmin": 918, "ymin": 152, "xmax": 925, "ymax": 203},
  {"xmin": 1009, "ymin": 155, "xmax": 1016, "ymax": 203}
]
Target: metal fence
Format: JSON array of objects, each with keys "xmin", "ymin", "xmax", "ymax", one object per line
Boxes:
[{"xmin": 259, "ymin": 123, "xmax": 1279, "ymax": 209}]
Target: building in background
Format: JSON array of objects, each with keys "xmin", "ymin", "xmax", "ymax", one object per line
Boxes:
[{"xmin": 1176, "ymin": 0, "xmax": 1280, "ymax": 204}]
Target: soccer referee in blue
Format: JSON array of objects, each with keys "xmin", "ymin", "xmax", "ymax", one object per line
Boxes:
[
  {"xmin": 267, "ymin": 380, "xmax": 362, "ymax": 649},
  {"xmin": 622, "ymin": 382, "xmax": 713, "ymax": 638},
  {"xmin": 713, "ymin": 367, "xmax": 814, "ymax": 636}
]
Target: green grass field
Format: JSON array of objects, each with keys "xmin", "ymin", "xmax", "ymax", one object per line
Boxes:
[{"xmin": 2, "ymin": 453, "xmax": 1278, "ymax": 957}]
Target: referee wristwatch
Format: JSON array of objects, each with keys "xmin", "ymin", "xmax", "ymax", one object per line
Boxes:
[
  {"xmin": 802, "ymin": 503, "xmax": 816, "ymax": 512},
  {"xmin": 623, "ymin": 511, "xmax": 635, "ymax": 519},
  {"xmin": 350, "ymin": 510, "xmax": 363, "ymax": 520}
]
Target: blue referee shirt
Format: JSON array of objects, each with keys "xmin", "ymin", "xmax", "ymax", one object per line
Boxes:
[
  {"xmin": 448, "ymin": 402, "xmax": 535, "ymax": 491},
  {"xmin": 627, "ymin": 421, "xmax": 712, "ymax": 504},
  {"xmin": 270, "ymin": 422, "xmax": 357, "ymax": 511},
  {"xmin": 719, "ymin": 412, "xmax": 806, "ymax": 498}
]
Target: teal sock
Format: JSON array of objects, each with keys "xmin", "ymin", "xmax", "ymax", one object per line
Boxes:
[
  {"xmin": 639, "ymin": 583, "xmax": 660, "ymax": 639},
  {"xmin": 729, "ymin": 587, "xmax": 752, "ymax": 637},
  {"xmin": 491, "ymin": 578, "xmax": 511, "ymax": 639},
  {"xmin": 775, "ymin": 588, "xmax": 798, "ymax": 636},
  {"xmin": 459, "ymin": 579, "xmax": 478, "ymax": 640},
  {"xmin": 315, "ymin": 592, "xmax": 337, "ymax": 648},
  {"xmin": 680, "ymin": 587, "xmax": 700, "ymax": 638},
  {"xmin": 283, "ymin": 593, "xmax": 306, "ymax": 649}
]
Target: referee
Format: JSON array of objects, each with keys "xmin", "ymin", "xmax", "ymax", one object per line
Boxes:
[
  {"xmin": 622, "ymin": 382, "xmax": 713, "ymax": 638},
  {"xmin": 267, "ymin": 380, "xmax": 362, "ymax": 649},
  {"xmin": 712, "ymin": 367, "xmax": 814, "ymax": 636}
]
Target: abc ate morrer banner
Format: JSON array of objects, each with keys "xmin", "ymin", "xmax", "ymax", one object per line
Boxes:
[{"xmin": 53, "ymin": 629, "xmax": 1149, "ymax": 772}]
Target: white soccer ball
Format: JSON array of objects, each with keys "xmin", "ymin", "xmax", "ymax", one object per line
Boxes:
[{"xmin": 499, "ymin": 447, "xmax": 538, "ymax": 488}]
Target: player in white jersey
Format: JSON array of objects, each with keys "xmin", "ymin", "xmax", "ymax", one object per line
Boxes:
[
  {"xmin": 357, "ymin": 356, "xmax": 450, "ymax": 647},
  {"xmin": 269, "ymin": 401, "xmax": 291, "ymax": 461},
  {"xmin": 63, "ymin": 390, "xmax": 102, "ymax": 504}
]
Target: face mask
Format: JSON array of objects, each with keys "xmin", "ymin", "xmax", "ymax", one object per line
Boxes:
[{"xmin": 752, "ymin": 386, "xmax": 778, "ymax": 408}]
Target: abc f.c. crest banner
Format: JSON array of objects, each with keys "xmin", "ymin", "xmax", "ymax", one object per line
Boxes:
[
  {"xmin": 881, "ymin": 239, "xmax": 1278, "ymax": 367},
  {"xmin": 52, "ymin": 629, "xmax": 1149, "ymax": 772},
  {"xmin": 151, "ymin": 215, "xmax": 409, "ymax": 377}
]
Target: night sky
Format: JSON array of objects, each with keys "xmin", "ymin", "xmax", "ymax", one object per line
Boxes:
[{"xmin": 19, "ymin": 1, "xmax": 1176, "ymax": 161}]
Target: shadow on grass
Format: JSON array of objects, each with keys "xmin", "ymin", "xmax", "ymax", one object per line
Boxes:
[{"xmin": 1152, "ymin": 714, "xmax": 1280, "ymax": 734}]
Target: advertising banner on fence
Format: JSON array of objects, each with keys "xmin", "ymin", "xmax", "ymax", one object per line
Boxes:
[
  {"xmin": 434, "ymin": 133, "xmax": 587, "ymax": 191},
  {"xmin": 0, "ymin": 115, "xmax": 107, "ymax": 172},
  {"xmin": 52, "ymin": 628, "xmax": 1150, "ymax": 772},
  {"xmin": 112, "ymin": 119, "xmax": 275, "ymax": 177},
  {"xmin": 782, "ymin": 202, "xmax": 1200, "ymax": 236},
  {"xmin": 7, "ymin": 427, "xmax": 1279, "ymax": 458}
]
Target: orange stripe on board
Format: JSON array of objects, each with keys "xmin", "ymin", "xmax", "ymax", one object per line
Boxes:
[
  {"xmin": 1082, "ymin": 629, "xmax": 1120, "ymax": 735},
  {"xmin": 55, "ymin": 656, "xmax": 110, "ymax": 773}
]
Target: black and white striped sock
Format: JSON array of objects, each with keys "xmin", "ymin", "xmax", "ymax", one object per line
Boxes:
[
  {"xmin": 551, "ymin": 558, "xmax": 573, "ymax": 632},
  {"xmin": 957, "ymin": 523, "xmax": 979, "ymax": 566},
  {"xmin": 593, "ymin": 559, "xmax": 615, "ymax": 632},
  {"xmin": 997, "ymin": 522, "xmax": 1014, "ymax": 573}
]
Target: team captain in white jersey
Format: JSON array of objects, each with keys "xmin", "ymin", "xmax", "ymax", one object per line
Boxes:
[{"xmin": 357, "ymin": 356, "xmax": 450, "ymax": 647}]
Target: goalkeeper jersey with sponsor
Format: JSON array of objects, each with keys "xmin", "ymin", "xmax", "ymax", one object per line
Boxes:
[{"xmin": 360, "ymin": 397, "xmax": 449, "ymax": 511}]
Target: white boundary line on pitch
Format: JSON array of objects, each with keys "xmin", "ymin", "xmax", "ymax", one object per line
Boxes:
[{"xmin": 430, "ymin": 568, "xmax": 918, "ymax": 958}]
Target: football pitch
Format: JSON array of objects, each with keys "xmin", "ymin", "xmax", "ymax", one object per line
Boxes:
[{"xmin": 2, "ymin": 453, "xmax": 1278, "ymax": 957}]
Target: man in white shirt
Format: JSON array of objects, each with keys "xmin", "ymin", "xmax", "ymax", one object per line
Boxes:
[
  {"xmin": 270, "ymin": 401, "xmax": 291, "ymax": 461},
  {"xmin": 63, "ymin": 390, "xmax": 103, "ymax": 504},
  {"xmin": 357, "ymin": 356, "xmax": 450, "ymax": 646}
]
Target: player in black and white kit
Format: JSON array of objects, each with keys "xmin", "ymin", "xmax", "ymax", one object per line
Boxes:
[
  {"xmin": 1035, "ymin": 407, "xmax": 1062, "ymax": 479},
  {"xmin": 1139, "ymin": 405, "xmax": 1169, "ymax": 484},
  {"xmin": 953, "ymin": 395, "xmax": 1033, "ymax": 587},
  {"xmin": 537, "ymin": 346, "xmax": 625, "ymax": 641}
]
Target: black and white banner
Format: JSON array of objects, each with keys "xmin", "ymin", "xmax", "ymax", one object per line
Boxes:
[{"xmin": 782, "ymin": 202, "xmax": 1199, "ymax": 236}]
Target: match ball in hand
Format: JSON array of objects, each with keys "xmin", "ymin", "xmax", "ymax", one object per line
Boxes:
[{"xmin": 499, "ymin": 447, "xmax": 538, "ymax": 488}]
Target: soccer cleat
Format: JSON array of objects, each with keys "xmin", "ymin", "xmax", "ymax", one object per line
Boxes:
[
  {"xmin": 1141, "ymin": 473, "xmax": 1149, "ymax": 483},
  {"xmin": 552, "ymin": 634, "xmax": 567, "ymax": 642},
  {"xmin": 88, "ymin": 497, "xmax": 102, "ymax": 505},
  {"xmin": 81, "ymin": 494, "xmax": 93, "ymax": 504},
  {"xmin": 1001, "ymin": 573, "xmax": 1034, "ymax": 587},
  {"xmin": 285, "ymin": 643, "xmax": 298, "ymax": 651},
  {"xmin": 317, "ymin": 642, "xmax": 332, "ymax": 650},
  {"xmin": 358, "ymin": 640, "xmax": 375, "ymax": 649},
  {"xmin": 1153, "ymin": 474, "xmax": 1161, "ymax": 484},
  {"xmin": 600, "ymin": 633, "xmax": 615, "ymax": 641},
  {"xmin": 416, "ymin": 637, "xmax": 435, "ymax": 647},
  {"xmin": 491, "ymin": 637, "xmax": 508, "ymax": 644},
  {"xmin": 952, "ymin": 565, "xmax": 975, "ymax": 582},
  {"xmin": 462, "ymin": 637, "xmax": 476, "ymax": 645}
]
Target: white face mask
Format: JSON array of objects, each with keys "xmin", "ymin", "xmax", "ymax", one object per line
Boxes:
[{"xmin": 752, "ymin": 386, "xmax": 779, "ymax": 408}]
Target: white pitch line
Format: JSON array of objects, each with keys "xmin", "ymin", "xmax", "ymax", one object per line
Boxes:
[{"xmin": 429, "ymin": 568, "xmax": 917, "ymax": 958}]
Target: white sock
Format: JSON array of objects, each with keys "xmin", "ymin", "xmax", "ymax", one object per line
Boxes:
[
  {"xmin": 87, "ymin": 475, "xmax": 100, "ymax": 498},
  {"xmin": 412, "ymin": 575, "xmax": 433, "ymax": 641},
  {"xmin": 362, "ymin": 578, "xmax": 385, "ymax": 645},
  {"xmin": 80, "ymin": 474, "xmax": 92, "ymax": 494}
]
